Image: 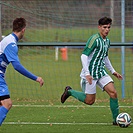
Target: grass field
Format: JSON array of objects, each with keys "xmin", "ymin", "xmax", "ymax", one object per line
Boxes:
[
  {"xmin": 25, "ymin": 27, "xmax": 133, "ymax": 43},
  {"xmin": 3, "ymin": 27, "xmax": 133, "ymax": 43},
  {"xmin": 1, "ymin": 104, "xmax": 133, "ymax": 133},
  {"xmin": 0, "ymin": 46, "xmax": 132, "ymax": 133}
]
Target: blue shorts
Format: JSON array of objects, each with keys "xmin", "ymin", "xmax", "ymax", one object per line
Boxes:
[{"xmin": 0, "ymin": 77, "xmax": 10, "ymax": 96}]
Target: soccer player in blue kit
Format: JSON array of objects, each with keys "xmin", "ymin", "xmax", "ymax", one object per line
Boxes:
[
  {"xmin": 0, "ymin": 17, "xmax": 44, "ymax": 125},
  {"xmin": 61, "ymin": 17, "xmax": 123, "ymax": 125}
]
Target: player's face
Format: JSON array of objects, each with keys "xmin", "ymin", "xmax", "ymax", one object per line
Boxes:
[{"xmin": 98, "ymin": 24, "xmax": 111, "ymax": 39}]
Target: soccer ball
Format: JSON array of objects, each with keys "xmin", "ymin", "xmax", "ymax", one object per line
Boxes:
[{"xmin": 116, "ymin": 112, "xmax": 132, "ymax": 128}]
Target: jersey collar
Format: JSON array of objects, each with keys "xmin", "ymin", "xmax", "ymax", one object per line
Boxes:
[
  {"xmin": 98, "ymin": 33, "xmax": 107, "ymax": 41},
  {"xmin": 11, "ymin": 33, "xmax": 19, "ymax": 42}
]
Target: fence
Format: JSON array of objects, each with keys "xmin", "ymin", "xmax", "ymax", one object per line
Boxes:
[{"xmin": 0, "ymin": 0, "xmax": 132, "ymax": 103}]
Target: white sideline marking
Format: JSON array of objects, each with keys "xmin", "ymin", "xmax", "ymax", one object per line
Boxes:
[
  {"xmin": 12, "ymin": 105, "xmax": 133, "ymax": 108},
  {"xmin": 3, "ymin": 122, "xmax": 133, "ymax": 125}
]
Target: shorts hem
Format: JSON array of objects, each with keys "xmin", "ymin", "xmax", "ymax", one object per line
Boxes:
[{"xmin": 0, "ymin": 95, "xmax": 10, "ymax": 100}]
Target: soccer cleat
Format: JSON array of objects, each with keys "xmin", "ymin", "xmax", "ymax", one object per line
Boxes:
[
  {"xmin": 61, "ymin": 86, "xmax": 72, "ymax": 103},
  {"xmin": 113, "ymin": 121, "xmax": 118, "ymax": 126}
]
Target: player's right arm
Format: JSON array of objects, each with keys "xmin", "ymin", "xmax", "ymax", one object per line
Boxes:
[
  {"xmin": 81, "ymin": 54, "xmax": 93, "ymax": 84},
  {"xmin": 81, "ymin": 34, "xmax": 99, "ymax": 84}
]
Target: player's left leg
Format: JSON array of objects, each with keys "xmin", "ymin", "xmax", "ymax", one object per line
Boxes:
[
  {"xmin": 98, "ymin": 75, "xmax": 119, "ymax": 125},
  {"xmin": 104, "ymin": 82, "xmax": 119, "ymax": 125}
]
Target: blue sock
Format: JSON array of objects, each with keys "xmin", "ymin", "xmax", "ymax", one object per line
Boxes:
[{"xmin": 0, "ymin": 106, "xmax": 8, "ymax": 125}]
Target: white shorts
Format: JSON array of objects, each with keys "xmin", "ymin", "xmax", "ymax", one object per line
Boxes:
[{"xmin": 80, "ymin": 75, "xmax": 113, "ymax": 94}]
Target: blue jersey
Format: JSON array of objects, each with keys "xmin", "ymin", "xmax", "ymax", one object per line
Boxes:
[
  {"xmin": 0, "ymin": 33, "xmax": 19, "ymax": 77},
  {"xmin": 0, "ymin": 33, "xmax": 37, "ymax": 96}
]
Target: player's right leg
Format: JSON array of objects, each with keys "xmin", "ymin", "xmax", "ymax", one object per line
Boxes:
[
  {"xmin": 84, "ymin": 94, "xmax": 95, "ymax": 105},
  {"xmin": 61, "ymin": 79, "xmax": 96, "ymax": 105},
  {"xmin": 0, "ymin": 78, "xmax": 12, "ymax": 126},
  {"xmin": 81, "ymin": 78, "xmax": 96, "ymax": 105},
  {"xmin": 61, "ymin": 86, "xmax": 86, "ymax": 103},
  {"xmin": 0, "ymin": 96, "xmax": 12, "ymax": 126}
]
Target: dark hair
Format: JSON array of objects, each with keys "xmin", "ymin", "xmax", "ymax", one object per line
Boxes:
[
  {"xmin": 98, "ymin": 17, "xmax": 112, "ymax": 25},
  {"xmin": 13, "ymin": 17, "xmax": 26, "ymax": 32}
]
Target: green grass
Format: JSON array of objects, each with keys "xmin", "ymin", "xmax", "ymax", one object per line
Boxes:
[
  {"xmin": 1, "ymin": 47, "xmax": 132, "ymax": 132},
  {"xmin": 3, "ymin": 27, "xmax": 133, "ymax": 43},
  {"xmin": 5, "ymin": 47, "xmax": 132, "ymax": 102},
  {"xmin": 1, "ymin": 105, "xmax": 133, "ymax": 133}
]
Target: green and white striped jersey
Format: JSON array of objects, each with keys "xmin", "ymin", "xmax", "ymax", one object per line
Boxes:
[{"xmin": 81, "ymin": 33, "xmax": 110, "ymax": 79}]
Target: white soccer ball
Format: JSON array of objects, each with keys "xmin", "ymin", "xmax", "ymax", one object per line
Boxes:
[{"xmin": 116, "ymin": 112, "xmax": 132, "ymax": 128}]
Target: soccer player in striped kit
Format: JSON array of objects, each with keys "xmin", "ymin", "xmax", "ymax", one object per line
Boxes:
[
  {"xmin": 0, "ymin": 18, "xmax": 44, "ymax": 126},
  {"xmin": 61, "ymin": 17, "xmax": 123, "ymax": 125}
]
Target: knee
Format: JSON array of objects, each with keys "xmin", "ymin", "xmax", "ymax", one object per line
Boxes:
[
  {"xmin": 7, "ymin": 101, "xmax": 12, "ymax": 109},
  {"xmin": 85, "ymin": 99, "xmax": 95, "ymax": 105},
  {"xmin": 85, "ymin": 94, "xmax": 95, "ymax": 105},
  {"xmin": 110, "ymin": 90, "xmax": 117, "ymax": 98},
  {"xmin": 2, "ymin": 99, "xmax": 12, "ymax": 110}
]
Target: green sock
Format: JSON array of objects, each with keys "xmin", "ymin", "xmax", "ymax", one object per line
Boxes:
[
  {"xmin": 110, "ymin": 98, "xmax": 119, "ymax": 122},
  {"xmin": 68, "ymin": 89, "xmax": 86, "ymax": 103}
]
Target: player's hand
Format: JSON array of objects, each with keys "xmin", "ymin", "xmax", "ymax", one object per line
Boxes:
[
  {"xmin": 85, "ymin": 75, "xmax": 93, "ymax": 85},
  {"xmin": 113, "ymin": 72, "xmax": 123, "ymax": 80},
  {"xmin": 36, "ymin": 77, "xmax": 44, "ymax": 87}
]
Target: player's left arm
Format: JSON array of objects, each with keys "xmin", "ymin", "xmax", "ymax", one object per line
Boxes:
[
  {"xmin": 104, "ymin": 56, "xmax": 123, "ymax": 80},
  {"xmin": 112, "ymin": 71, "xmax": 123, "ymax": 80},
  {"xmin": 11, "ymin": 61, "xmax": 44, "ymax": 87},
  {"xmin": 4, "ymin": 43, "xmax": 44, "ymax": 86}
]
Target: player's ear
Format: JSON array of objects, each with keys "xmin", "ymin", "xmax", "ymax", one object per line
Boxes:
[
  {"xmin": 22, "ymin": 28, "xmax": 26, "ymax": 33},
  {"xmin": 98, "ymin": 25, "xmax": 101, "ymax": 29}
]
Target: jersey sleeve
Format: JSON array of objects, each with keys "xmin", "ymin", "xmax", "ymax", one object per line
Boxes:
[
  {"xmin": 4, "ymin": 43, "xmax": 20, "ymax": 62},
  {"xmin": 81, "ymin": 54, "xmax": 90, "ymax": 76},
  {"xmin": 11, "ymin": 61, "xmax": 37, "ymax": 81},
  {"xmin": 105, "ymin": 39, "xmax": 110, "ymax": 57},
  {"xmin": 104, "ymin": 56, "xmax": 115, "ymax": 74},
  {"xmin": 82, "ymin": 34, "xmax": 99, "ymax": 56},
  {"xmin": 4, "ymin": 43, "xmax": 37, "ymax": 81}
]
